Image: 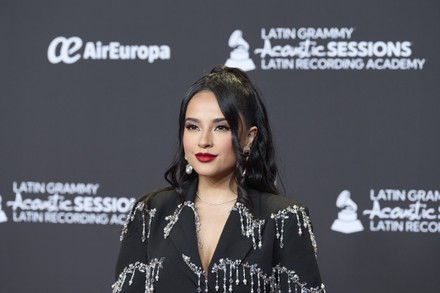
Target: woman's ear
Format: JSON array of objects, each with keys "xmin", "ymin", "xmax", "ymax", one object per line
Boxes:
[{"xmin": 244, "ymin": 126, "xmax": 258, "ymax": 151}]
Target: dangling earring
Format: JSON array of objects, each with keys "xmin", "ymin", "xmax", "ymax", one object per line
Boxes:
[
  {"xmin": 184, "ymin": 155, "xmax": 193, "ymax": 175},
  {"xmin": 185, "ymin": 163, "xmax": 193, "ymax": 175}
]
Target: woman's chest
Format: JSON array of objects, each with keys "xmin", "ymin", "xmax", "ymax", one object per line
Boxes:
[{"xmin": 146, "ymin": 212, "xmax": 278, "ymax": 293}]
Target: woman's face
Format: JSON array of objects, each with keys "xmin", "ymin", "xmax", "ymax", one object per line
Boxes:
[{"xmin": 183, "ymin": 91, "xmax": 237, "ymax": 181}]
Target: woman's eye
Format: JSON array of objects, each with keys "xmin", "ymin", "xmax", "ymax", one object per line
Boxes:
[
  {"xmin": 185, "ymin": 124, "xmax": 199, "ymax": 131},
  {"xmin": 215, "ymin": 125, "xmax": 230, "ymax": 131}
]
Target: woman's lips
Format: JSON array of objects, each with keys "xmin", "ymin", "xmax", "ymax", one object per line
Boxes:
[{"xmin": 195, "ymin": 153, "xmax": 218, "ymax": 162}]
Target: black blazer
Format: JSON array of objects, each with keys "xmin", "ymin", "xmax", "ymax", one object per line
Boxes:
[{"xmin": 113, "ymin": 181, "xmax": 325, "ymax": 293}]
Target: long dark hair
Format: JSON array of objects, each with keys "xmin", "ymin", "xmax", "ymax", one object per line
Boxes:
[{"xmin": 164, "ymin": 65, "xmax": 280, "ymax": 209}]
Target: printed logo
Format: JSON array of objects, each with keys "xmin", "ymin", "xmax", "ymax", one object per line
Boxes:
[
  {"xmin": 225, "ymin": 30, "xmax": 256, "ymax": 72},
  {"xmin": 331, "ymin": 189, "xmax": 440, "ymax": 234},
  {"xmin": 331, "ymin": 190, "xmax": 364, "ymax": 234},
  {"xmin": 364, "ymin": 189, "xmax": 440, "ymax": 233},
  {"xmin": 47, "ymin": 36, "xmax": 83, "ymax": 64},
  {"xmin": 47, "ymin": 36, "xmax": 171, "ymax": 64},
  {"xmin": 3, "ymin": 181, "xmax": 135, "ymax": 225},
  {"xmin": 0, "ymin": 195, "xmax": 8, "ymax": 223},
  {"xmin": 225, "ymin": 28, "xmax": 426, "ymax": 71}
]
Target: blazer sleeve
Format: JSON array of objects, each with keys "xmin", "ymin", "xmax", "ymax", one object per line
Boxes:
[
  {"xmin": 113, "ymin": 204, "xmax": 149, "ymax": 293},
  {"xmin": 275, "ymin": 206, "xmax": 326, "ymax": 293}
]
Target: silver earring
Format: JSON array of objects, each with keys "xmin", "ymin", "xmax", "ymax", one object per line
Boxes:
[{"xmin": 185, "ymin": 163, "xmax": 193, "ymax": 175}]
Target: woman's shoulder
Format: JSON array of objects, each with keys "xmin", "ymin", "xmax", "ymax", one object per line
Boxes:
[
  {"xmin": 258, "ymin": 192, "xmax": 318, "ymax": 255},
  {"xmin": 258, "ymin": 192, "xmax": 308, "ymax": 215},
  {"xmin": 134, "ymin": 186, "xmax": 180, "ymax": 211},
  {"xmin": 119, "ymin": 186, "xmax": 179, "ymax": 241}
]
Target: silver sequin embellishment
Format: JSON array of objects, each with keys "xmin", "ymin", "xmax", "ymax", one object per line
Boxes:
[
  {"xmin": 233, "ymin": 203, "xmax": 265, "ymax": 249},
  {"xmin": 182, "ymin": 254, "xmax": 209, "ymax": 293},
  {"xmin": 271, "ymin": 205, "xmax": 318, "ymax": 255},
  {"xmin": 164, "ymin": 201, "xmax": 200, "ymax": 240},
  {"xmin": 112, "ymin": 258, "xmax": 165, "ymax": 293},
  {"xmin": 210, "ymin": 259, "xmax": 325, "ymax": 293},
  {"xmin": 120, "ymin": 201, "xmax": 156, "ymax": 242}
]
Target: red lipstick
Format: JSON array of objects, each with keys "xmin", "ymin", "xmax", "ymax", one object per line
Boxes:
[{"xmin": 195, "ymin": 153, "xmax": 217, "ymax": 162}]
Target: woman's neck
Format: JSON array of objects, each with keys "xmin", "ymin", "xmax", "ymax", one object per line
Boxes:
[{"xmin": 196, "ymin": 175, "xmax": 237, "ymax": 202}]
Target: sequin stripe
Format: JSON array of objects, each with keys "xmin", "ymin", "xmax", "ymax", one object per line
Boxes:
[
  {"xmin": 299, "ymin": 209, "xmax": 318, "ymax": 256},
  {"xmin": 164, "ymin": 201, "xmax": 200, "ymax": 239},
  {"xmin": 182, "ymin": 254, "xmax": 209, "ymax": 293},
  {"xmin": 120, "ymin": 201, "xmax": 157, "ymax": 242},
  {"xmin": 208, "ymin": 259, "xmax": 326, "ymax": 293},
  {"xmin": 234, "ymin": 203, "xmax": 266, "ymax": 249},
  {"xmin": 272, "ymin": 265, "xmax": 326, "ymax": 293},
  {"xmin": 270, "ymin": 205, "xmax": 317, "ymax": 254},
  {"xmin": 112, "ymin": 258, "xmax": 165, "ymax": 293},
  {"xmin": 164, "ymin": 201, "xmax": 266, "ymax": 250}
]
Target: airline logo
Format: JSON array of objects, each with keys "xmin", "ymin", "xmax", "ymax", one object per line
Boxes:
[{"xmin": 48, "ymin": 36, "xmax": 171, "ymax": 64}]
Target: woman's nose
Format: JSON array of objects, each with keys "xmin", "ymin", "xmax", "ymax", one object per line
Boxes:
[{"xmin": 198, "ymin": 130, "xmax": 213, "ymax": 148}]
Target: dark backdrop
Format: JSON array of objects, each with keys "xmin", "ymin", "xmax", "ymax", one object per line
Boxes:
[{"xmin": 1, "ymin": 1, "xmax": 439, "ymax": 292}]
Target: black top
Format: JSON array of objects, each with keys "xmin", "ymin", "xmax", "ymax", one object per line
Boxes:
[{"xmin": 113, "ymin": 180, "xmax": 325, "ymax": 293}]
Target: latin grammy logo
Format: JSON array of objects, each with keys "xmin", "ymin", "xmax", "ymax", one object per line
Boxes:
[
  {"xmin": 225, "ymin": 30, "xmax": 256, "ymax": 72},
  {"xmin": 0, "ymin": 195, "xmax": 8, "ymax": 223},
  {"xmin": 331, "ymin": 190, "xmax": 364, "ymax": 234}
]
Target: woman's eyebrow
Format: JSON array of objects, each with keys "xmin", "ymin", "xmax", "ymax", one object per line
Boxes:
[
  {"xmin": 185, "ymin": 117, "xmax": 227, "ymax": 123},
  {"xmin": 185, "ymin": 117, "xmax": 199, "ymax": 123}
]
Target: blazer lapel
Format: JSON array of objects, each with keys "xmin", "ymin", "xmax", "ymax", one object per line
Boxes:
[
  {"xmin": 166, "ymin": 181, "xmax": 266, "ymax": 276},
  {"xmin": 209, "ymin": 188, "xmax": 265, "ymax": 267},
  {"xmin": 209, "ymin": 210, "xmax": 254, "ymax": 265},
  {"xmin": 167, "ymin": 180, "xmax": 202, "ymax": 268}
]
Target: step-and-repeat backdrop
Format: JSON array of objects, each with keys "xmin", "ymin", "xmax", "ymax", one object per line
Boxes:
[{"xmin": 1, "ymin": 1, "xmax": 439, "ymax": 292}]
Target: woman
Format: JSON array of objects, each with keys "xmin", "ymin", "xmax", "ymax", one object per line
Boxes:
[{"xmin": 113, "ymin": 66, "xmax": 325, "ymax": 293}]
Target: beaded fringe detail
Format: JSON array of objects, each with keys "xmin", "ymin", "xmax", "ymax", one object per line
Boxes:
[
  {"xmin": 162, "ymin": 201, "xmax": 266, "ymax": 250},
  {"xmin": 182, "ymin": 255, "xmax": 326, "ymax": 293},
  {"xmin": 182, "ymin": 255, "xmax": 209, "ymax": 293},
  {"xmin": 112, "ymin": 258, "xmax": 165, "ymax": 293},
  {"xmin": 234, "ymin": 203, "xmax": 266, "ymax": 249},
  {"xmin": 117, "ymin": 202, "xmax": 323, "ymax": 293},
  {"xmin": 163, "ymin": 201, "xmax": 200, "ymax": 239},
  {"xmin": 123, "ymin": 202, "xmax": 318, "ymax": 255},
  {"xmin": 120, "ymin": 201, "xmax": 157, "ymax": 242},
  {"xmin": 271, "ymin": 205, "xmax": 318, "ymax": 255}
]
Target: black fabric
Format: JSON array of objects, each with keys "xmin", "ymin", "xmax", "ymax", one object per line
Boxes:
[{"xmin": 114, "ymin": 182, "xmax": 323, "ymax": 292}]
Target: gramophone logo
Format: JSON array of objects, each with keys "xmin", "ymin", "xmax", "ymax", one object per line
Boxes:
[
  {"xmin": 0, "ymin": 195, "xmax": 8, "ymax": 223},
  {"xmin": 331, "ymin": 190, "xmax": 364, "ymax": 234},
  {"xmin": 225, "ymin": 30, "xmax": 256, "ymax": 72}
]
